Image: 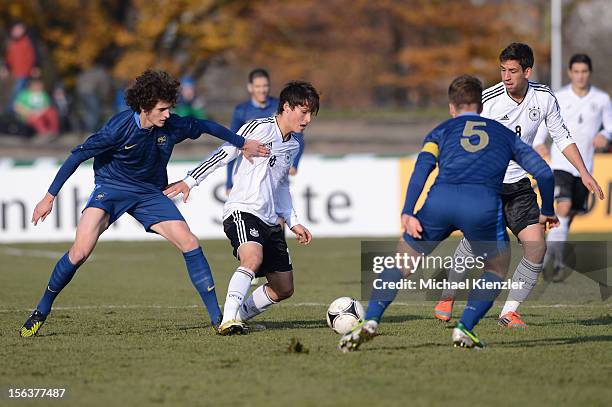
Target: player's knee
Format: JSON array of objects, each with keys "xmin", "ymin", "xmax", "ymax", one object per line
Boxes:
[
  {"xmin": 272, "ymin": 285, "xmax": 294, "ymax": 301},
  {"xmin": 68, "ymin": 245, "xmax": 92, "ymax": 265},
  {"xmin": 524, "ymin": 241, "xmax": 546, "ymax": 263},
  {"xmin": 179, "ymin": 233, "xmax": 200, "ymax": 253},
  {"xmin": 240, "ymin": 255, "xmax": 263, "ymax": 272}
]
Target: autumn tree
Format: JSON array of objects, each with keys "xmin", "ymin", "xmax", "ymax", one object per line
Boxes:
[
  {"xmin": 242, "ymin": 0, "xmax": 548, "ymax": 107},
  {"xmin": 0, "ymin": 0, "xmax": 548, "ymax": 108},
  {"xmin": 0, "ymin": 0, "xmax": 253, "ymax": 81}
]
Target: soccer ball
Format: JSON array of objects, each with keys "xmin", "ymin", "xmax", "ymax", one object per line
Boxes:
[{"xmin": 326, "ymin": 297, "xmax": 364, "ymax": 334}]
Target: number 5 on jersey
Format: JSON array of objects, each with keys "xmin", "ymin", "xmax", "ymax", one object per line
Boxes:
[{"xmin": 461, "ymin": 121, "xmax": 489, "ymax": 153}]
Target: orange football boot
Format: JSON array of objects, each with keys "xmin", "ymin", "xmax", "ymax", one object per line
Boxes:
[
  {"xmin": 434, "ymin": 298, "xmax": 454, "ymax": 322},
  {"xmin": 498, "ymin": 311, "xmax": 528, "ymax": 328}
]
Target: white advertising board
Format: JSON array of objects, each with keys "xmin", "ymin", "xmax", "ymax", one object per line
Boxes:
[{"xmin": 0, "ymin": 156, "xmax": 400, "ymax": 242}]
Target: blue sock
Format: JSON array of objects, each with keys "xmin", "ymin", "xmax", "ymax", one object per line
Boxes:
[
  {"xmin": 459, "ymin": 271, "xmax": 503, "ymax": 331},
  {"xmin": 365, "ymin": 267, "xmax": 402, "ymax": 322},
  {"xmin": 183, "ymin": 247, "xmax": 222, "ymax": 324},
  {"xmin": 37, "ymin": 252, "xmax": 79, "ymax": 316}
]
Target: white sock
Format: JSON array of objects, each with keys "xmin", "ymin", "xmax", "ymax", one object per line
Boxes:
[
  {"xmin": 544, "ymin": 215, "xmax": 570, "ymax": 267},
  {"xmin": 221, "ymin": 267, "xmax": 254, "ymax": 324},
  {"xmin": 236, "ymin": 284, "xmax": 277, "ymax": 322},
  {"xmin": 500, "ymin": 300, "xmax": 521, "ymax": 316},
  {"xmin": 500, "ymin": 257, "xmax": 542, "ymax": 316},
  {"xmin": 440, "ymin": 238, "xmax": 473, "ymax": 300}
]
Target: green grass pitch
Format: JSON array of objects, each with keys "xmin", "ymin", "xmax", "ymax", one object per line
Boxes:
[{"xmin": 0, "ymin": 237, "xmax": 610, "ymax": 406}]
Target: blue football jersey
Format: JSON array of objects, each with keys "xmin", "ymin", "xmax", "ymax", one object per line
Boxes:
[
  {"xmin": 423, "ymin": 113, "xmax": 548, "ymax": 191},
  {"xmin": 402, "ymin": 113, "xmax": 555, "ymax": 217},
  {"xmin": 230, "ymin": 97, "xmax": 279, "ymax": 133},
  {"xmin": 48, "ymin": 110, "xmax": 244, "ymax": 195}
]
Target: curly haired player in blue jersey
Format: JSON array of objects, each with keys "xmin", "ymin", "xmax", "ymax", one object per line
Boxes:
[
  {"xmin": 339, "ymin": 75, "xmax": 558, "ymax": 352},
  {"xmin": 20, "ymin": 70, "xmax": 269, "ymax": 338}
]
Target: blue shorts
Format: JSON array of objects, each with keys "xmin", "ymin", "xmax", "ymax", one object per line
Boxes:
[
  {"xmin": 84, "ymin": 184, "xmax": 185, "ymax": 232},
  {"xmin": 403, "ymin": 184, "xmax": 509, "ymax": 257}
]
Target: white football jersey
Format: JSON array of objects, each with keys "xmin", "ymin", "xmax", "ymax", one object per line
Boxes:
[
  {"xmin": 482, "ymin": 81, "xmax": 574, "ymax": 183},
  {"xmin": 534, "ymin": 85, "xmax": 612, "ymax": 177},
  {"xmin": 184, "ymin": 116, "xmax": 300, "ymax": 228}
]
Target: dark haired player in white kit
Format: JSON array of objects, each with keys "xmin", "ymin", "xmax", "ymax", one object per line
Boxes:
[{"xmin": 165, "ymin": 81, "xmax": 320, "ymax": 335}]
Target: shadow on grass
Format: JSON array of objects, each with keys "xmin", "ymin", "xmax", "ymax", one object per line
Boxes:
[
  {"xmin": 351, "ymin": 335, "xmax": 612, "ymax": 353},
  {"xmin": 356, "ymin": 341, "xmax": 448, "ymax": 352},
  {"xmin": 346, "ymin": 334, "xmax": 612, "ymax": 353},
  {"xmin": 576, "ymin": 314, "xmax": 612, "ymax": 326},
  {"xmin": 380, "ymin": 314, "xmax": 430, "ymax": 324},
  {"xmin": 491, "ymin": 335, "xmax": 612, "ymax": 347},
  {"xmin": 31, "ymin": 332, "xmax": 58, "ymax": 338},
  {"xmin": 526, "ymin": 314, "xmax": 612, "ymax": 327},
  {"xmin": 235, "ymin": 313, "xmax": 430, "ymax": 331},
  {"xmin": 176, "ymin": 324, "xmax": 211, "ymax": 332},
  {"xmin": 255, "ymin": 319, "xmax": 328, "ymax": 330}
]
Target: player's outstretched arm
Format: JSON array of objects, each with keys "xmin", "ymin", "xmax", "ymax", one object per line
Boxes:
[
  {"xmin": 165, "ymin": 142, "xmax": 240, "ymax": 202},
  {"xmin": 36, "ymin": 141, "xmax": 105, "ymax": 225},
  {"xmin": 561, "ymin": 144, "xmax": 604, "ymax": 200},
  {"xmin": 42, "ymin": 128, "xmax": 120, "ymax": 214},
  {"xmin": 181, "ymin": 117, "xmax": 269, "ymax": 162},
  {"xmin": 32, "ymin": 192, "xmax": 55, "ymax": 225}
]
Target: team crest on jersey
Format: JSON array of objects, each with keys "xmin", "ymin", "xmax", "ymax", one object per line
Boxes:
[
  {"xmin": 95, "ymin": 192, "xmax": 106, "ymax": 201},
  {"xmin": 249, "ymin": 228, "xmax": 259, "ymax": 238},
  {"xmin": 157, "ymin": 135, "xmax": 167, "ymax": 146},
  {"xmin": 265, "ymin": 142, "xmax": 273, "ymax": 149},
  {"xmin": 284, "ymin": 151, "xmax": 292, "ymax": 164},
  {"xmin": 528, "ymin": 107, "xmax": 541, "ymax": 121}
]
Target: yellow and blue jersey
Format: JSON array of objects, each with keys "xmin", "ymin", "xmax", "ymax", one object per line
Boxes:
[
  {"xmin": 401, "ymin": 113, "xmax": 555, "ymax": 256},
  {"xmin": 403, "ymin": 113, "xmax": 555, "ymax": 217}
]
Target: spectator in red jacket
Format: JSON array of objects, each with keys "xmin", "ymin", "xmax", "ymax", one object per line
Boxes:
[{"xmin": 1, "ymin": 22, "xmax": 37, "ymax": 112}]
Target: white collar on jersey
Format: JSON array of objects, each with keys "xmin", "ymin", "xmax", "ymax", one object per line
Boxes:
[{"xmin": 274, "ymin": 115, "xmax": 293, "ymax": 142}]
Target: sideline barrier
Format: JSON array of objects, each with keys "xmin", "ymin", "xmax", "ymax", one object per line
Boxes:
[
  {"xmin": 0, "ymin": 156, "xmax": 399, "ymax": 242},
  {"xmin": 1, "ymin": 154, "xmax": 611, "ymax": 242}
]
